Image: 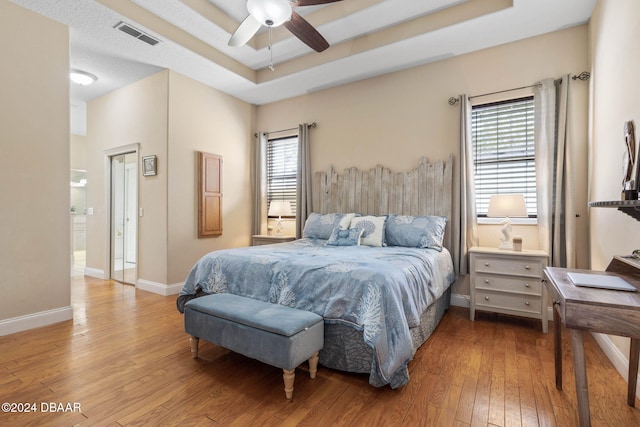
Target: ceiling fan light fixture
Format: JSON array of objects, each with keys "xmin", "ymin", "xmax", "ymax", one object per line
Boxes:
[{"xmin": 247, "ymin": 0, "xmax": 292, "ymax": 27}]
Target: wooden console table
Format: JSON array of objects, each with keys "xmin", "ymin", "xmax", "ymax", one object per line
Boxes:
[{"xmin": 544, "ymin": 256, "xmax": 640, "ymax": 427}]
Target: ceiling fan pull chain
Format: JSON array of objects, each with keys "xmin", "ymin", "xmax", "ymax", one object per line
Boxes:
[{"xmin": 268, "ymin": 27, "xmax": 275, "ymax": 71}]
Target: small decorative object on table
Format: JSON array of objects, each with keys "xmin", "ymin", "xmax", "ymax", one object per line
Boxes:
[
  {"xmin": 513, "ymin": 236, "xmax": 523, "ymax": 252},
  {"xmin": 622, "ymin": 120, "xmax": 639, "ymax": 200}
]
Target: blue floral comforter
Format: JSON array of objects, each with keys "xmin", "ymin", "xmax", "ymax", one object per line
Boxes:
[{"xmin": 178, "ymin": 238, "xmax": 455, "ymax": 387}]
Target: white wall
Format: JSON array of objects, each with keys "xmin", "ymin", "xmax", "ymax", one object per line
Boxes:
[
  {"xmin": 588, "ymin": 0, "xmax": 640, "ymax": 378},
  {"xmin": 0, "ymin": 1, "xmax": 72, "ymax": 333}
]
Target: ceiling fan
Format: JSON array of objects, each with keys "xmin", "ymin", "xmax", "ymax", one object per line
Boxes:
[{"xmin": 228, "ymin": 0, "xmax": 342, "ymax": 53}]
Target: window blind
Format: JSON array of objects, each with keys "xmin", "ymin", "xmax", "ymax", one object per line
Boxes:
[
  {"xmin": 266, "ymin": 136, "xmax": 298, "ymax": 216},
  {"xmin": 472, "ymin": 97, "xmax": 537, "ymax": 217}
]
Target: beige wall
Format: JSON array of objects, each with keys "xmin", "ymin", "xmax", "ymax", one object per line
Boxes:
[
  {"xmin": 257, "ymin": 25, "xmax": 591, "ymax": 294},
  {"xmin": 0, "ymin": 2, "xmax": 71, "ymax": 322},
  {"xmin": 70, "ymin": 134, "xmax": 87, "ymax": 171},
  {"xmin": 86, "ymin": 70, "xmax": 255, "ymax": 288},
  {"xmin": 86, "ymin": 71, "xmax": 169, "ymax": 284},
  {"xmin": 167, "ymin": 71, "xmax": 255, "ymax": 284},
  {"xmin": 588, "ymin": 0, "xmax": 640, "ymax": 366}
]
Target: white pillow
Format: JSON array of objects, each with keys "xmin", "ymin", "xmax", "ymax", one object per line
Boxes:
[
  {"xmin": 349, "ymin": 215, "xmax": 386, "ymax": 247},
  {"xmin": 338, "ymin": 213, "xmax": 356, "ymax": 230}
]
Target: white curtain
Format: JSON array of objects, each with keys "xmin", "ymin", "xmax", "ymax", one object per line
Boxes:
[
  {"xmin": 296, "ymin": 123, "xmax": 312, "ymax": 239},
  {"xmin": 454, "ymin": 95, "xmax": 479, "ymax": 275},
  {"xmin": 251, "ymin": 132, "xmax": 267, "ymax": 236},
  {"xmin": 534, "ymin": 75, "xmax": 576, "ymax": 267}
]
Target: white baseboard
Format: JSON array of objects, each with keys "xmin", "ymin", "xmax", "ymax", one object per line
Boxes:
[
  {"xmin": 84, "ymin": 267, "xmax": 105, "ymax": 279},
  {"xmin": 450, "ymin": 293, "xmax": 470, "ymax": 308},
  {"xmin": 136, "ymin": 279, "xmax": 183, "ymax": 296},
  {"xmin": 0, "ymin": 306, "xmax": 73, "ymax": 336},
  {"xmin": 591, "ymin": 332, "xmax": 640, "ymax": 400}
]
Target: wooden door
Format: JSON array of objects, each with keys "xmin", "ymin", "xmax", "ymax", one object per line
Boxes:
[{"xmin": 198, "ymin": 152, "xmax": 222, "ymax": 237}]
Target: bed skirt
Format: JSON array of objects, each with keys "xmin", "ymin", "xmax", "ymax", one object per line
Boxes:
[{"xmin": 319, "ymin": 286, "xmax": 451, "ymax": 388}]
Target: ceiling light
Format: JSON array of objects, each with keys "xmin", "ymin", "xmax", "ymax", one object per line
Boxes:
[
  {"xmin": 247, "ymin": 0, "xmax": 292, "ymax": 27},
  {"xmin": 70, "ymin": 69, "xmax": 97, "ymax": 86}
]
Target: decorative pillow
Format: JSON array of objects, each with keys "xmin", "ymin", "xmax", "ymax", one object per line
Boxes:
[
  {"xmin": 325, "ymin": 227, "xmax": 364, "ymax": 246},
  {"xmin": 338, "ymin": 213, "xmax": 356, "ymax": 230},
  {"xmin": 385, "ymin": 214, "xmax": 447, "ymax": 251},
  {"xmin": 349, "ymin": 215, "xmax": 387, "ymax": 247},
  {"xmin": 302, "ymin": 213, "xmax": 345, "ymax": 239}
]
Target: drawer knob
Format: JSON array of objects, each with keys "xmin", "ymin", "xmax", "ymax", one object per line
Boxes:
[
  {"xmin": 484, "ymin": 279, "xmax": 490, "ymax": 284},
  {"xmin": 525, "ymin": 265, "xmax": 531, "ymax": 270},
  {"xmin": 525, "ymin": 283, "xmax": 530, "ymax": 288},
  {"xmin": 484, "ymin": 296, "xmax": 490, "ymax": 301},
  {"xmin": 484, "ymin": 262, "xmax": 490, "ymax": 267},
  {"xmin": 525, "ymin": 301, "xmax": 530, "ymax": 306}
]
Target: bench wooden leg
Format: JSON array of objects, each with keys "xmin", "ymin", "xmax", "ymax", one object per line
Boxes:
[
  {"xmin": 309, "ymin": 352, "xmax": 319, "ymax": 379},
  {"xmin": 189, "ymin": 335, "xmax": 199, "ymax": 359},
  {"xmin": 283, "ymin": 369, "xmax": 295, "ymax": 400}
]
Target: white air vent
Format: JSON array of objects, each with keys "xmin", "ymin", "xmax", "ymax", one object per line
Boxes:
[{"xmin": 114, "ymin": 21, "xmax": 161, "ymax": 46}]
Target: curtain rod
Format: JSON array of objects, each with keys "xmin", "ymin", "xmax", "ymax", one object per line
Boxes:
[
  {"xmin": 447, "ymin": 71, "xmax": 591, "ymax": 105},
  {"xmin": 255, "ymin": 122, "xmax": 317, "ymax": 138}
]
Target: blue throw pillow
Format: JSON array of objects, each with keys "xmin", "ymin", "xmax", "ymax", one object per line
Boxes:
[
  {"xmin": 302, "ymin": 213, "xmax": 345, "ymax": 240},
  {"xmin": 385, "ymin": 215, "xmax": 447, "ymax": 251},
  {"xmin": 325, "ymin": 227, "xmax": 364, "ymax": 246}
]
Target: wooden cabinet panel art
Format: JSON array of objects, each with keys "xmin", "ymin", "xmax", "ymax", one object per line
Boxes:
[{"xmin": 198, "ymin": 152, "xmax": 222, "ymax": 237}]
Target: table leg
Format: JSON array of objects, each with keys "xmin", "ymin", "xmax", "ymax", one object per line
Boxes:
[
  {"xmin": 553, "ymin": 305, "xmax": 562, "ymax": 390},
  {"xmin": 629, "ymin": 338, "xmax": 639, "ymax": 407},
  {"xmin": 570, "ymin": 329, "xmax": 591, "ymax": 427}
]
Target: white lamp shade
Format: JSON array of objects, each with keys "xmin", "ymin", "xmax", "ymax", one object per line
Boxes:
[
  {"xmin": 487, "ymin": 194, "xmax": 527, "ymax": 218},
  {"xmin": 268, "ymin": 200, "xmax": 292, "ymax": 217},
  {"xmin": 247, "ymin": 0, "xmax": 292, "ymax": 27}
]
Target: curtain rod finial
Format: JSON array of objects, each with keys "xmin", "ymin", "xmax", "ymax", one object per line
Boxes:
[
  {"xmin": 448, "ymin": 97, "xmax": 459, "ymax": 105},
  {"xmin": 572, "ymin": 71, "xmax": 591, "ymax": 81}
]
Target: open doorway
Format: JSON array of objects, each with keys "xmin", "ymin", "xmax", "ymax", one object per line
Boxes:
[
  {"xmin": 70, "ymin": 169, "xmax": 87, "ymax": 277},
  {"xmin": 108, "ymin": 150, "xmax": 138, "ymax": 285}
]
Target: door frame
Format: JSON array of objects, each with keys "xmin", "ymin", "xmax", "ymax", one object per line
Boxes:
[{"xmin": 104, "ymin": 143, "xmax": 139, "ymax": 285}]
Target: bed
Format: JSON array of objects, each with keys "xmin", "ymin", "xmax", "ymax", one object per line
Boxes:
[{"xmin": 177, "ymin": 156, "xmax": 455, "ymax": 388}]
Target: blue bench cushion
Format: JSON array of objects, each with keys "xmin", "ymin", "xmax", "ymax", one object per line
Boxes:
[{"xmin": 185, "ymin": 293, "xmax": 322, "ymax": 337}]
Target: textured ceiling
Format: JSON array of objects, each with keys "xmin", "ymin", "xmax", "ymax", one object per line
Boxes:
[{"xmin": 12, "ymin": 0, "xmax": 596, "ymax": 109}]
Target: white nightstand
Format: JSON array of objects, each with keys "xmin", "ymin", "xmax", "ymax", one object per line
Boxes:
[
  {"xmin": 252, "ymin": 235, "xmax": 296, "ymax": 246},
  {"xmin": 470, "ymin": 246, "xmax": 549, "ymax": 333}
]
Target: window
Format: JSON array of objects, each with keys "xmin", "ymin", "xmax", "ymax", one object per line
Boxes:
[
  {"xmin": 266, "ymin": 135, "xmax": 298, "ymax": 217},
  {"xmin": 472, "ymin": 97, "xmax": 537, "ymax": 217}
]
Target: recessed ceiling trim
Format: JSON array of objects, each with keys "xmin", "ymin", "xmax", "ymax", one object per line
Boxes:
[
  {"xmin": 98, "ymin": 0, "xmax": 256, "ymax": 82},
  {"xmin": 256, "ymin": 0, "xmax": 513, "ymax": 83}
]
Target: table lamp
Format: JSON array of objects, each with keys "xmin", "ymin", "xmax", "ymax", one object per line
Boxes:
[
  {"xmin": 487, "ymin": 194, "xmax": 527, "ymax": 250},
  {"xmin": 268, "ymin": 200, "xmax": 292, "ymax": 236}
]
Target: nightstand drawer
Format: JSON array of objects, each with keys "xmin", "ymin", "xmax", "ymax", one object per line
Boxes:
[
  {"xmin": 474, "ymin": 256, "xmax": 543, "ymax": 278},
  {"xmin": 474, "ymin": 274, "xmax": 542, "ymax": 296},
  {"xmin": 475, "ymin": 290, "xmax": 542, "ymax": 315}
]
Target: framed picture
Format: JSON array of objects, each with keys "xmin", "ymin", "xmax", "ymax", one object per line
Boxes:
[{"xmin": 142, "ymin": 155, "xmax": 157, "ymax": 176}]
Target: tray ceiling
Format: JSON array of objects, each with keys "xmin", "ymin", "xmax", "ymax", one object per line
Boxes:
[{"xmin": 12, "ymin": 0, "xmax": 596, "ymax": 106}]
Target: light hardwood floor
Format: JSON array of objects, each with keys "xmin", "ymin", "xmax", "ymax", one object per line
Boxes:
[{"xmin": 1, "ymin": 276, "xmax": 639, "ymax": 426}]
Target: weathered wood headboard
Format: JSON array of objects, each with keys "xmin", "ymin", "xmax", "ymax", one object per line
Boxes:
[{"xmin": 312, "ymin": 155, "xmax": 454, "ymax": 251}]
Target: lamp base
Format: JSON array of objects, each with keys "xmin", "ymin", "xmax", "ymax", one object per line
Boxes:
[
  {"xmin": 498, "ymin": 241, "xmax": 514, "ymax": 250},
  {"xmin": 274, "ymin": 217, "xmax": 283, "ymax": 236}
]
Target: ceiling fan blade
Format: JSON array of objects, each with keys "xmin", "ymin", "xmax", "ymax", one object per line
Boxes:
[
  {"xmin": 293, "ymin": 0, "xmax": 343, "ymax": 6},
  {"xmin": 284, "ymin": 11, "xmax": 329, "ymax": 52},
  {"xmin": 228, "ymin": 14, "xmax": 262, "ymax": 47}
]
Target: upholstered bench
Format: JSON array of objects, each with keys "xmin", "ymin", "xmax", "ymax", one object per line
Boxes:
[{"xmin": 184, "ymin": 293, "xmax": 324, "ymax": 400}]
